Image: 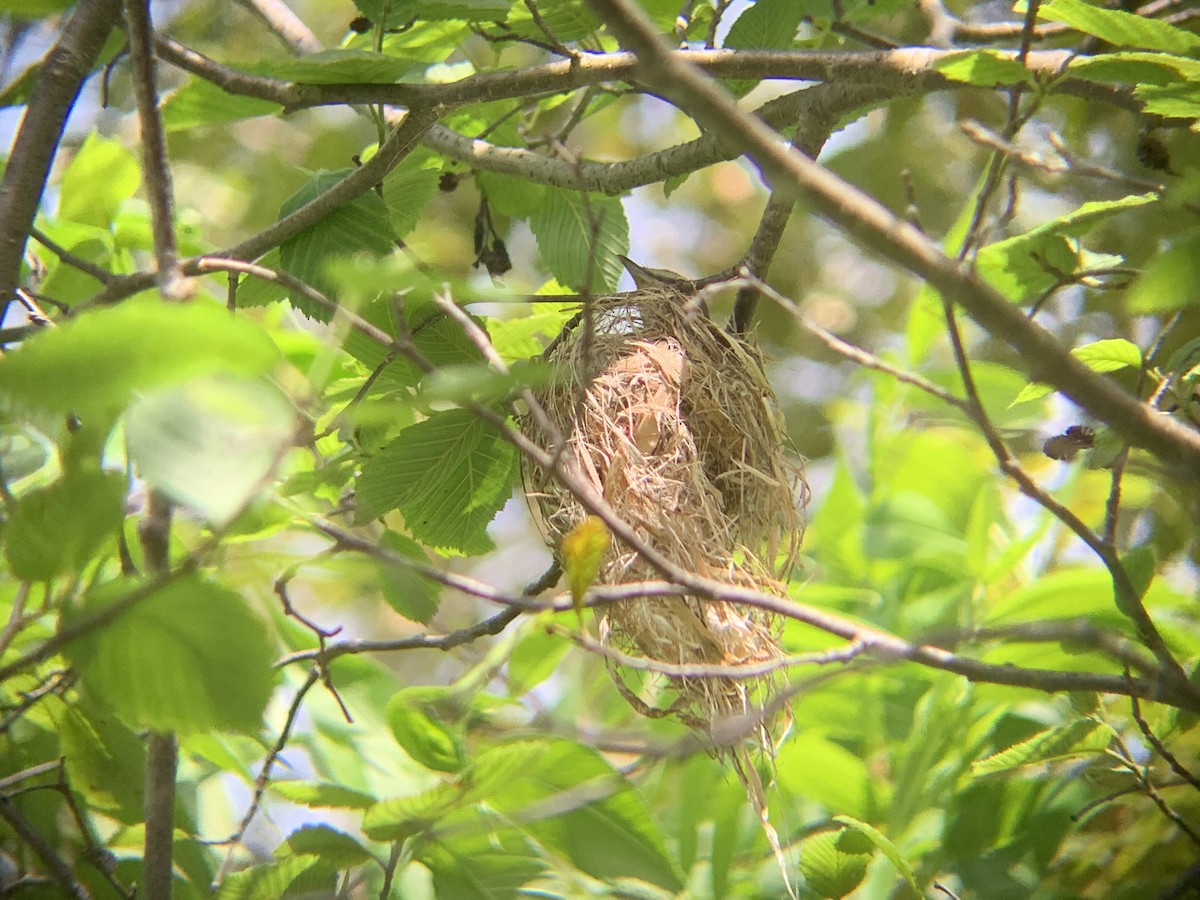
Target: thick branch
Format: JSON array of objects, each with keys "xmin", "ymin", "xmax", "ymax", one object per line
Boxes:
[
  {"xmin": 585, "ymin": 0, "xmax": 1200, "ymax": 478},
  {"xmin": 153, "ymin": 38, "xmax": 1138, "ymax": 116},
  {"xmin": 0, "ymin": 0, "xmax": 122, "ymax": 311}
]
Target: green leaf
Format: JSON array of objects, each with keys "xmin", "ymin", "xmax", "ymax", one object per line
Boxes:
[
  {"xmin": 1137, "ymin": 81, "xmax": 1200, "ymax": 122},
  {"xmin": 214, "ymin": 856, "xmax": 329, "ymax": 900},
  {"xmin": 1010, "ymin": 339, "xmax": 1141, "ymax": 405},
  {"xmin": 277, "ymin": 169, "xmax": 397, "ymax": 316},
  {"xmin": 504, "ymin": 0, "xmax": 599, "ymax": 42},
  {"xmin": 529, "ymin": 189, "xmax": 629, "ymax": 293},
  {"xmin": 422, "ymin": 829, "xmax": 545, "ymax": 900},
  {"xmin": 269, "ymin": 781, "xmax": 376, "ymax": 809},
  {"xmin": 381, "ymin": 148, "xmax": 441, "ymax": 238},
  {"xmin": 934, "ymin": 50, "xmax": 1035, "ymax": 87},
  {"xmin": 283, "ymin": 825, "xmax": 372, "ymax": 869},
  {"xmin": 58, "ymin": 704, "xmax": 147, "ymax": 824},
  {"xmin": 356, "ymin": 409, "xmax": 517, "ymax": 555},
  {"xmin": 357, "ymin": 0, "xmax": 513, "ymax": 25},
  {"xmin": 0, "ymin": 299, "xmax": 280, "ymax": 416},
  {"xmin": 507, "ymin": 619, "xmax": 570, "ymax": 697},
  {"xmin": 362, "ymin": 782, "xmax": 465, "ymax": 841},
  {"xmin": 832, "ymin": 816, "xmax": 922, "ymax": 896},
  {"xmin": 478, "ymin": 170, "xmax": 547, "ymax": 219},
  {"xmin": 1038, "ymin": 0, "xmax": 1200, "ymax": 54},
  {"xmin": 723, "ymin": 0, "xmax": 804, "ymax": 94},
  {"xmin": 161, "ymin": 78, "xmax": 283, "ymax": 131},
  {"xmin": 65, "ymin": 574, "xmax": 277, "ymax": 734},
  {"xmin": 125, "ymin": 376, "xmax": 295, "ymax": 525},
  {"xmin": 4, "ymin": 468, "xmax": 125, "ymax": 581},
  {"xmin": 470, "ymin": 738, "xmax": 684, "ymax": 891},
  {"xmin": 1069, "ymin": 51, "xmax": 1200, "ymax": 86},
  {"xmin": 776, "ymin": 733, "xmax": 872, "ymax": 818},
  {"xmin": 971, "ymin": 719, "xmax": 1107, "ymax": 776},
  {"xmin": 976, "ymin": 193, "xmax": 1156, "ymax": 301},
  {"xmin": 387, "ymin": 687, "xmax": 466, "ymax": 772},
  {"xmin": 58, "ymin": 132, "xmax": 140, "ymax": 228},
  {"xmin": 797, "ymin": 828, "xmax": 870, "ymax": 899},
  {"xmin": 264, "ymin": 49, "xmax": 412, "ymax": 84},
  {"xmin": 378, "ymin": 530, "xmax": 441, "ymax": 624}
]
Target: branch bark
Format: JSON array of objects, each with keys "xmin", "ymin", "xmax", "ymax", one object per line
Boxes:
[{"xmin": 0, "ymin": 0, "xmax": 121, "ymax": 315}]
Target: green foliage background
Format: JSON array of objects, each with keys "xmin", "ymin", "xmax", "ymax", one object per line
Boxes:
[{"xmin": 1, "ymin": 0, "xmax": 1199, "ymax": 898}]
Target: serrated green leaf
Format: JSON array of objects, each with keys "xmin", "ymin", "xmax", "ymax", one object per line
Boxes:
[
  {"xmin": 363, "ymin": 782, "xmax": 465, "ymax": 841},
  {"xmin": 971, "ymin": 719, "xmax": 1106, "ymax": 776},
  {"xmin": 1010, "ymin": 339, "xmax": 1142, "ymax": 405},
  {"xmin": 934, "ymin": 50, "xmax": 1036, "ymax": 87},
  {"xmin": 505, "ymin": 0, "xmax": 599, "ymax": 43},
  {"xmin": 269, "ymin": 781, "xmax": 376, "ymax": 809},
  {"xmin": 798, "ymin": 829, "xmax": 870, "ymax": 899},
  {"xmin": 387, "ymin": 687, "xmax": 466, "ymax": 772},
  {"xmin": 277, "ymin": 169, "xmax": 397, "ymax": 317},
  {"xmin": 529, "ymin": 189, "xmax": 629, "ymax": 293},
  {"xmin": 125, "ymin": 376, "xmax": 295, "ymax": 525},
  {"xmin": 356, "ymin": 409, "xmax": 516, "ymax": 555},
  {"xmin": 1069, "ymin": 51, "xmax": 1200, "ymax": 86},
  {"xmin": 1039, "ymin": 0, "xmax": 1200, "ymax": 54},
  {"xmin": 161, "ymin": 78, "xmax": 282, "ymax": 132},
  {"xmin": 0, "ymin": 299, "xmax": 280, "ymax": 416},
  {"xmin": 832, "ymin": 816, "xmax": 921, "ymax": 896},
  {"xmin": 382, "ymin": 148, "xmax": 441, "ymax": 237},
  {"xmin": 65, "ymin": 574, "xmax": 277, "ymax": 734},
  {"xmin": 4, "ymin": 468, "xmax": 125, "ymax": 581},
  {"xmin": 976, "ymin": 193, "xmax": 1156, "ymax": 301},
  {"xmin": 1137, "ymin": 81, "xmax": 1200, "ymax": 123},
  {"xmin": 214, "ymin": 856, "xmax": 329, "ymax": 900},
  {"xmin": 58, "ymin": 132, "xmax": 140, "ymax": 228}
]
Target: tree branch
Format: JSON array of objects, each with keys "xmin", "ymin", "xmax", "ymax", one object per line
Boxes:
[
  {"xmin": 123, "ymin": 0, "xmax": 187, "ymax": 298},
  {"xmin": 584, "ymin": 0, "xmax": 1200, "ymax": 478},
  {"xmin": 0, "ymin": 0, "xmax": 122, "ymax": 315}
]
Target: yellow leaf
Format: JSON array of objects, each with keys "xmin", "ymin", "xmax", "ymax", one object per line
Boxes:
[{"xmin": 561, "ymin": 515, "xmax": 610, "ymax": 615}]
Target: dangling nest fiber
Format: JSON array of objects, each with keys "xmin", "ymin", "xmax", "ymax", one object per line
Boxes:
[{"xmin": 522, "ymin": 276, "xmax": 808, "ymax": 743}]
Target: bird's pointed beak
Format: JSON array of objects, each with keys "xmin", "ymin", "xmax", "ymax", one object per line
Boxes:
[{"xmin": 618, "ymin": 254, "xmax": 658, "ymax": 290}]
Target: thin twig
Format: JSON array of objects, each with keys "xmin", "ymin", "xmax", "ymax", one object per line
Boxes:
[
  {"xmin": 123, "ymin": 0, "xmax": 187, "ymax": 298},
  {"xmin": 0, "ymin": 795, "xmax": 92, "ymax": 900}
]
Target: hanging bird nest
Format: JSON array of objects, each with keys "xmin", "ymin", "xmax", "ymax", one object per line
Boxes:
[{"xmin": 521, "ymin": 262, "xmax": 808, "ymax": 744}]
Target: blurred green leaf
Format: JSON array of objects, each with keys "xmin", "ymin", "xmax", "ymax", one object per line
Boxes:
[
  {"xmin": 161, "ymin": 78, "xmax": 282, "ymax": 131},
  {"xmin": 214, "ymin": 856, "xmax": 332, "ymax": 900},
  {"xmin": 58, "ymin": 132, "xmax": 140, "ymax": 228},
  {"xmin": 58, "ymin": 704, "xmax": 146, "ymax": 824},
  {"xmin": 270, "ymin": 781, "xmax": 376, "ymax": 809},
  {"xmin": 1128, "ymin": 233, "xmax": 1200, "ymax": 313},
  {"xmin": 65, "ymin": 574, "xmax": 276, "ymax": 734},
  {"xmin": 283, "ymin": 825, "xmax": 372, "ymax": 869},
  {"xmin": 125, "ymin": 376, "xmax": 295, "ymax": 525},
  {"xmin": 833, "ymin": 816, "xmax": 922, "ymax": 896},
  {"xmin": 387, "ymin": 687, "xmax": 466, "ymax": 772},
  {"xmin": 363, "ymin": 783, "xmax": 465, "ymax": 841},
  {"xmin": 0, "ymin": 299, "xmax": 280, "ymax": 416},
  {"xmin": 4, "ymin": 468, "xmax": 125, "ymax": 581},
  {"xmin": 507, "ymin": 619, "xmax": 570, "ymax": 697}
]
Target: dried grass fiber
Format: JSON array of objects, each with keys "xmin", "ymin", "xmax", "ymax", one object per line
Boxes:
[{"xmin": 522, "ymin": 281, "xmax": 807, "ymax": 738}]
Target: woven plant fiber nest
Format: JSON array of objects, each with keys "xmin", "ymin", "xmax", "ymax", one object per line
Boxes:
[{"xmin": 522, "ymin": 272, "xmax": 807, "ymax": 741}]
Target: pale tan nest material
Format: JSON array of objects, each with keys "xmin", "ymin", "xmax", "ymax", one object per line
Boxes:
[{"xmin": 522, "ymin": 284, "xmax": 807, "ymax": 735}]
